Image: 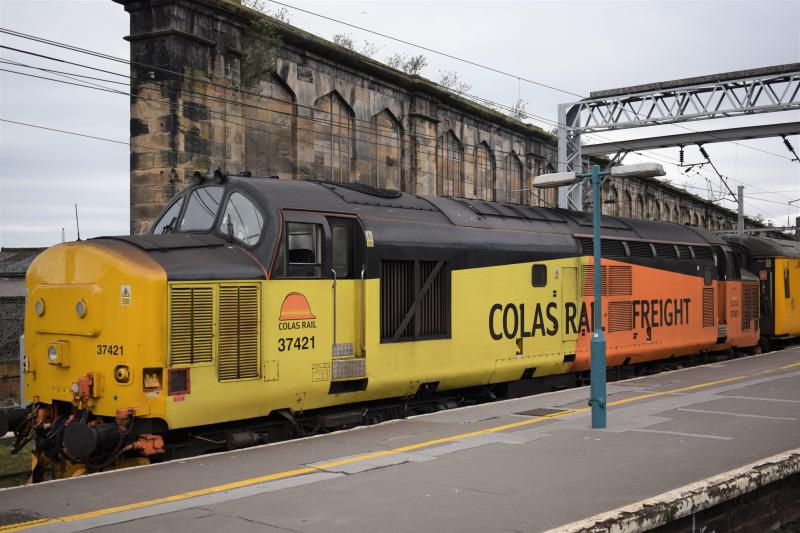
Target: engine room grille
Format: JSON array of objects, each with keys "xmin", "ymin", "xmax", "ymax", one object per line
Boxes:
[
  {"xmin": 582, "ymin": 265, "xmax": 607, "ymax": 297},
  {"xmin": 654, "ymin": 243, "xmax": 678, "ymax": 259},
  {"xmin": 608, "ymin": 266, "xmax": 632, "ymax": 296},
  {"xmin": 380, "ymin": 260, "xmax": 450, "ymax": 342},
  {"xmin": 380, "ymin": 260, "xmax": 414, "ymax": 340},
  {"xmin": 742, "ymin": 281, "xmax": 759, "ymax": 332},
  {"xmin": 608, "ymin": 301, "xmax": 633, "ymax": 332},
  {"xmin": 703, "ymin": 288, "xmax": 715, "ymax": 328},
  {"xmin": 170, "ymin": 286, "xmax": 214, "ymax": 365},
  {"xmin": 692, "ymin": 246, "xmax": 714, "ymax": 261},
  {"xmin": 419, "ymin": 260, "xmax": 448, "ymax": 337},
  {"xmin": 626, "ymin": 241, "xmax": 653, "ymax": 258},
  {"xmin": 218, "ymin": 285, "xmax": 261, "ymax": 381}
]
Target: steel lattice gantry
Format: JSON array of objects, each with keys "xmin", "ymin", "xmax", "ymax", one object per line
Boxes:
[{"xmin": 557, "ymin": 63, "xmax": 800, "ymax": 210}]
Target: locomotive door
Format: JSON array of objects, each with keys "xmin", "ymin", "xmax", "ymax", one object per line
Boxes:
[
  {"xmin": 713, "ymin": 246, "xmax": 728, "ymax": 338},
  {"xmin": 327, "ymin": 216, "xmax": 367, "ymax": 388},
  {"xmin": 275, "ymin": 212, "xmax": 365, "ymax": 394}
]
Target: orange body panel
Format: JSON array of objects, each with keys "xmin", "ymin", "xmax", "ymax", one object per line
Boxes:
[{"xmin": 572, "ymin": 260, "xmax": 721, "ymax": 372}]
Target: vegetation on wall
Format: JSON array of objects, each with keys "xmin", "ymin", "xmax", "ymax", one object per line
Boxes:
[{"xmin": 240, "ymin": 0, "xmax": 291, "ymax": 88}]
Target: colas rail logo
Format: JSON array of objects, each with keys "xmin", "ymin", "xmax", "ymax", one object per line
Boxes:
[{"xmin": 278, "ymin": 292, "xmax": 317, "ymax": 330}]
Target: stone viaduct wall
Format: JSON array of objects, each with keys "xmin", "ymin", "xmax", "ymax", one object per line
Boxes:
[{"xmin": 115, "ymin": 0, "xmax": 743, "ymax": 234}]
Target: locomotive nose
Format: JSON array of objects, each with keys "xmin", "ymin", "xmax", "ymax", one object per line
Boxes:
[{"xmin": 24, "ymin": 239, "xmax": 168, "ymax": 409}]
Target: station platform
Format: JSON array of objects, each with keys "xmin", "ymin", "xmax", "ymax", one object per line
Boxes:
[{"xmin": 1, "ymin": 347, "xmax": 800, "ymax": 532}]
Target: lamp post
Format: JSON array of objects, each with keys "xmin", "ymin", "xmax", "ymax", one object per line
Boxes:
[{"xmin": 533, "ymin": 162, "xmax": 665, "ymax": 428}]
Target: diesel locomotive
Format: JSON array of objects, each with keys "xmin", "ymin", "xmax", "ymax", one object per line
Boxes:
[{"xmin": 1, "ymin": 174, "xmax": 797, "ymax": 480}]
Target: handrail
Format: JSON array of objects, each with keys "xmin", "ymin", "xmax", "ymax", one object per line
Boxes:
[
  {"xmin": 331, "ymin": 268, "xmax": 337, "ymax": 355},
  {"xmin": 360, "ymin": 265, "xmax": 366, "ymax": 356}
]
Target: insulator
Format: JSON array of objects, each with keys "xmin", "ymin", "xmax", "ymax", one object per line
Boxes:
[
  {"xmin": 679, "ymin": 147, "xmax": 684, "ymax": 165},
  {"xmin": 698, "ymin": 145, "xmax": 709, "ymax": 160},
  {"xmin": 783, "ymin": 136, "xmax": 793, "ymax": 151}
]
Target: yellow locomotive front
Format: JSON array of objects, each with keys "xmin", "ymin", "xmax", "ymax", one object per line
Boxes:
[{"xmin": 14, "ymin": 239, "xmax": 169, "ymax": 477}]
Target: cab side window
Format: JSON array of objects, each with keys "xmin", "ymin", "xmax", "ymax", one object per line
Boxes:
[
  {"xmin": 152, "ymin": 198, "xmax": 183, "ymax": 234},
  {"xmin": 785, "ymin": 269, "xmax": 791, "ymax": 299},
  {"xmin": 285, "ymin": 222, "xmax": 322, "ymax": 278},
  {"xmin": 220, "ymin": 192, "xmax": 264, "ymax": 246},
  {"xmin": 330, "ymin": 219, "xmax": 355, "ymax": 278},
  {"xmin": 179, "ymin": 186, "xmax": 224, "ymax": 231}
]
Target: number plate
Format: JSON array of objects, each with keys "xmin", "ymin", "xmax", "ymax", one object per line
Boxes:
[{"xmin": 96, "ymin": 344, "xmax": 125, "ymax": 356}]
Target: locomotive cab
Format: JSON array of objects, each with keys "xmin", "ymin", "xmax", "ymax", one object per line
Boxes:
[{"xmin": 724, "ymin": 235, "xmax": 800, "ymax": 342}]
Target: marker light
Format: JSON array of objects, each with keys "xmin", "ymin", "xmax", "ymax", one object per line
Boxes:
[
  {"xmin": 47, "ymin": 345, "xmax": 58, "ymax": 364},
  {"xmin": 34, "ymin": 299, "xmax": 45, "ymax": 316},
  {"xmin": 75, "ymin": 299, "xmax": 87, "ymax": 318},
  {"xmin": 47, "ymin": 343, "xmax": 68, "ymax": 366}
]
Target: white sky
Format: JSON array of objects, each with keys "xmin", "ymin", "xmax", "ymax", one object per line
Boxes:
[{"xmin": 1, "ymin": 0, "xmax": 798, "ymax": 247}]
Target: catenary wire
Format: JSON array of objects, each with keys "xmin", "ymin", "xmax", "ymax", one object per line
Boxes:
[
  {"xmin": 262, "ymin": 2, "xmax": 798, "ymax": 164},
  {"xmin": 0, "ymin": 28, "xmax": 792, "ymax": 210}
]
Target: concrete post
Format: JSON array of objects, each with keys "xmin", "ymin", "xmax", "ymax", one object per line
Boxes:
[{"xmin": 738, "ymin": 185, "xmax": 745, "ymax": 234}]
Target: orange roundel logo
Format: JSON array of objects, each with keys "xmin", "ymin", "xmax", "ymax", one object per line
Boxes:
[{"xmin": 279, "ymin": 292, "xmax": 316, "ymax": 321}]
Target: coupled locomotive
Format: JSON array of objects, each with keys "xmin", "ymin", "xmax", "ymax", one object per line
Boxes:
[{"xmin": 1, "ymin": 175, "xmax": 796, "ymax": 480}]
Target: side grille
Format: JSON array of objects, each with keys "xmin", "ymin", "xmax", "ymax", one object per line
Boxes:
[
  {"xmin": 170, "ymin": 287, "xmax": 213, "ymax": 365},
  {"xmin": 578, "ymin": 238, "xmax": 628, "ymax": 258},
  {"xmin": 703, "ymin": 288, "xmax": 715, "ymax": 327},
  {"xmin": 654, "ymin": 243, "xmax": 678, "ymax": 259},
  {"xmin": 601, "ymin": 240, "xmax": 627, "ymax": 259},
  {"xmin": 608, "ymin": 301, "xmax": 632, "ymax": 332},
  {"xmin": 578, "ymin": 237, "xmax": 593, "ymax": 255},
  {"xmin": 380, "ymin": 260, "xmax": 450, "ymax": 342},
  {"xmin": 380, "ymin": 260, "xmax": 415, "ymax": 340},
  {"xmin": 676, "ymin": 244, "xmax": 692, "ymax": 260},
  {"xmin": 742, "ymin": 281, "xmax": 759, "ymax": 332},
  {"xmin": 608, "ymin": 266, "xmax": 632, "ymax": 296},
  {"xmin": 626, "ymin": 241, "xmax": 653, "ymax": 258},
  {"xmin": 419, "ymin": 260, "xmax": 448, "ymax": 337},
  {"xmin": 692, "ymin": 246, "xmax": 714, "ymax": 261},
  {"xmin": 582, "ymin": 265, "xmax": 608, "ymax": 297},
  {"xmin": 218, "ymin": 285, "xmax": 261, "ymax": 381}
]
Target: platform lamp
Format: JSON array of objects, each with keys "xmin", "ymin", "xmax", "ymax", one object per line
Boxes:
[{"xmin": 533, "ymin": 162, "xmax": 666, "ymax": 428}]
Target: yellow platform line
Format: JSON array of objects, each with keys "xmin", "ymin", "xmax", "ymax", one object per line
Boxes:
[{"xmin": 1, "ymin": 359, "xmax": 796, "ymax": 532}]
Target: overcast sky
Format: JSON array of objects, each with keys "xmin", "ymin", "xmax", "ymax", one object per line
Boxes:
[{"xmin": 1, "ymin": 0, "xmax": 798, "ymax": 248}]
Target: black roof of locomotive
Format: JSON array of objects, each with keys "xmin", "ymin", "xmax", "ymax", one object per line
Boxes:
[
  {"xmin": 234, "ymin": 177, "xmax": 724, "ymax": 253},
  {"xmin": 107, "ymin": 177, "xmax": 729, "ymax": 280},
  {"xmin": 723, "ymin": 235, "xmax": 800, "ymax": 258}
]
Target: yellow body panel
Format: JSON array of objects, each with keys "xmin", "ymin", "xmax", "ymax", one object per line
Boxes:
[
  {"xmin": 24, "ymin": 242, "xmax": 168, "ymax": 422},
  {"xmin": 774, "ymin": 257, "xmax": 800, "ymax": 337},
  {"xmin": 165, "ymin": 258, "xmax": 581, "ymax": 429}
]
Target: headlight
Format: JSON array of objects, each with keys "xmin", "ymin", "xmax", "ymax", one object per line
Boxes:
[
  {"xmin": 75, "ymin": 299, "xmax": 87, "ymax": 318},
  {"xmin": 34, "ymin": 299, "xmax": 45, "ymax": 316},
  {"xmin": 47, "ymin": 345, "xmax": 58, "ymax": 364}
]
